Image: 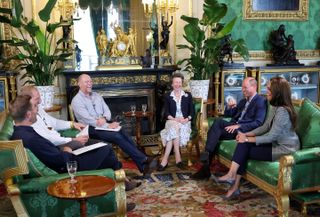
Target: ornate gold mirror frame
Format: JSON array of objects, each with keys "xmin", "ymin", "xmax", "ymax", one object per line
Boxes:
[
  {"xmin": 243, "ymin": 0, "xmax": 309, "ymax": 21},
  {"xmin": 0, "ymin": 0, "xmax": 14, "ymax": 61}
]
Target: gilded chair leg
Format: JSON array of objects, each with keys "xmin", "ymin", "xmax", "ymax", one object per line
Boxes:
[
  {"xmin": 195, "ymin": 137, "xmax": 200, "ymax": 158},
  {"xmin": 301, "ymin": 204, "xmax": 307, "ymax": 217},
  {"xmin": 187, "ymin": 141, "xmax": 193, "ymax": 167},
  {"xmin": 276, "ymin": 195, "xmax": 290, "ymax": 217}
]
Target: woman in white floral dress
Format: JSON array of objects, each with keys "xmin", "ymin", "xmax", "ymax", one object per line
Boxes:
[{"xmin": 158, "ymin": 73, "xmax": 195, "ymax": 171}]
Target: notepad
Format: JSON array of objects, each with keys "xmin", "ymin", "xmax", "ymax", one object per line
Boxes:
[
  {"xmin": 76, "ymin": 125, "xmax": 89, "ymax": 137},
  {"xmin": 95, "ymin": 126, "xmax": 122, "ymax": 132},
  {"xmin": 72, "ymin": 142, "xmax": 109, "ymax": 155}
]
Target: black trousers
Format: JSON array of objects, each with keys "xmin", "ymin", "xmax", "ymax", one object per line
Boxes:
[{"xmin": 232, "ymin": 142, "xmax": 272, "ymax": 175}]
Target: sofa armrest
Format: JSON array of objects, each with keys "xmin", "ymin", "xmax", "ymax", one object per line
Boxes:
[{"xmin": 292, "ymin": 147, "xmax": 320, "ymax": 164}]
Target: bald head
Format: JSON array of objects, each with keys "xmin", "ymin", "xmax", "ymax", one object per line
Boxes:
[
  {"xmin": 78, "ymin": 74, "xmax": 93, "ymax": 95},
  {"xmin": 19, "ymin": 86, "xmax": 41, "ymax": 106},
  {"xmin": 242, "ymin": 77, "xmax": 257, "ymax": 99}
]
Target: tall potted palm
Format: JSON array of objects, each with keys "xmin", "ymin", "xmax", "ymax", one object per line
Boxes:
[
  {"xmin": 0, "ymin": 0, "xmax": 73, "ymax": 108},
  {"xmin": 177, "ymin": 0, "xmax": 249, "ymax": 100}
]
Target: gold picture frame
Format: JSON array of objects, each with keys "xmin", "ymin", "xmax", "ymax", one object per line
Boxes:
[
  {"xmin": 0, "ymin": 77, "xmax": 9, "ymax": 112},
  {"xmin": 243, "ymin": 0, "xmax": 309, "ymax": 21}
]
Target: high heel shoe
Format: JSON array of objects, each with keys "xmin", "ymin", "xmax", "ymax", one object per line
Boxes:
[
  {"xmin": 157, "ymin": 163, "xmax": 168, "ymax": 171},
  {"xmin": 221, "ymin": 189, "xmax": 241, "ymax": 200},
  {"xmin": 212, "ymin": 175, "xmax": 236, "ymax": 186}
]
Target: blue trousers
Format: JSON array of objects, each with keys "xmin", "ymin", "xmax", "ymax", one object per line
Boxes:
[
  {"xmin": 206, "ymin": 118, "xmax": 238, "ymax": 154},
  {"xmin": 232, "ymin": 142, "xmax": 272, "ymax": 175},
  {"xmin": 89, "ymin": 126, "xmax": 147, "ymax": 172}
]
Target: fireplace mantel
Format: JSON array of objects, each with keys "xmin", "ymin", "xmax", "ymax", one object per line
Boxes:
[{"xmin": 63, "ymin": 67, "xmax": 178, "ymax": 132}]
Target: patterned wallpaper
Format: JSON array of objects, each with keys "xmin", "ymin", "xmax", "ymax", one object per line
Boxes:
[{"xmin": 220, "ymin": 0, "xmax": 320, "ymax": 51}]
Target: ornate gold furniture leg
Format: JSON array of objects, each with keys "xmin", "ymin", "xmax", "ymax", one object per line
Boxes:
[{"xmin": 276, "ymin": 156, "xmax": 294, "ymax": 217}]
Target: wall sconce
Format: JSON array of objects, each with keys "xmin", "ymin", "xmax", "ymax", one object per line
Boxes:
[{"xmin": 142, "ymin": 0, "xmax": 179, "ymax": 17}]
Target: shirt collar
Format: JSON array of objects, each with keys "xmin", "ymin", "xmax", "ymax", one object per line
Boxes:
[
  {"xmin": 170, "ymin": 90, "xmax": 186, "ymax": 98},
  {"xmin": 247, "ymin": 93, "xmax": 257, "ymax": 103}
]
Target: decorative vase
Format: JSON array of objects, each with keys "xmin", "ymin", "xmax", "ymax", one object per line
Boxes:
[
  {"xmin": 36, "ymin": 86, "xmax": 55, "ymax": 109},
  {"xmin": 189, "ymin": 79, "xmax": 210, "ymax": 100}
]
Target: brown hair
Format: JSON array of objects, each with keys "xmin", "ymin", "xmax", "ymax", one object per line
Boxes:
[
  {"xmin": 269, "ymin": 77, "xmax": 297, "ymax": 129},
  {"xmin": 171, "ymin": 72, "xmax": 184, "ymax": 83},
  {"xmin": 9, "ymin": 95, "xmax": 32, "ymax": 122}
]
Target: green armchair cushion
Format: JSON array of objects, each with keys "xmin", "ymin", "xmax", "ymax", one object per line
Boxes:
[
  {"xmin": 296, "ymin": 98, "xmax": 320, "ymax": 149},
  {"xmin": 0, "ymin": 116, "xmax": 14, "ymax": 141},
  {"xmin": 25, "ymin": 149, "xmax": 57, "ymax": 178}
]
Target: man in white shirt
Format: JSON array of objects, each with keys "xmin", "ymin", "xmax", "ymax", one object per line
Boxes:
[{"xmin": 20, "ymin": 86, "xmax": 89, "ymax": 150}]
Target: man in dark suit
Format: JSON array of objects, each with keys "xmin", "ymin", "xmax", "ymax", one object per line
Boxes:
[
  {"xmin": 10, "ymin": 95, "xmax": 122, "ymax": 173},
  {"xmin": 10, "ymin": 95, "xmax": 137, "ymax": 211},
  {"xmin": 191, "ymin": 77, "xmax": 267, "ymax": 180}
]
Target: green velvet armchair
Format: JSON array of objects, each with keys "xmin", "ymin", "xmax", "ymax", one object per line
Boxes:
[
  {"xmin": 199, "ymin": 99, "xmax": 320, "ymax": 217},
  {"xmin": 0, "ymin": 112, "xmax": 127, "ymax": 217}
]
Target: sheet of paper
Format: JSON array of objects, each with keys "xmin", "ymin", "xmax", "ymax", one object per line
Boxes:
[
  {"xmin": 95, "ymin": 126, "xmax": 122, "ymax": 132},
  {"xmin": 72, "ymin": 142, "xmax": 109, "ymax": 155},
  {"xmin": 76, "ymin": 125, "xmax": 89, "ymax": 137}
]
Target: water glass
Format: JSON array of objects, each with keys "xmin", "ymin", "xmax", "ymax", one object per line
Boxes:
[
  {"xmin": 142, "ymin": 104, "xmax": 147, "ymax": 115},
  {"xmin": 130, "ymin": 105, "xmax": 136, "ymax": 115},
  {"xmin": 217, "ymin": 103, "xmax": 223, "ymax": 113},
  {"xmin": 66, "ymin": 161, "xmax": 78, "ymax": 183}
]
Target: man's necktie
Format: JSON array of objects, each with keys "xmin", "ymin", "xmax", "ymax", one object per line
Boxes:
[{"xmin": 238, "ymin": 100, "xmax": 250, "ymax": 121}]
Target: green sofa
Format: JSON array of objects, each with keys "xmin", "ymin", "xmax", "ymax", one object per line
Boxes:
[
  {"xmin": 0, "ymin": 112, "xmax": 127, "ymax": 217},
  {"xmin": 200, "ymin": 98, "xmax": 320, "ymax": 217}
]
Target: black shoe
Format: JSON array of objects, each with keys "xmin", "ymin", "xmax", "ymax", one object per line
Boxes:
[
  {"xmin": 176, "ymin": 161, "xmax": 185, "ymax": 170},
  {"xmin": 126, "ymin": 202, "xmax": 136, "ymax": 212},
  {"xmin": 157, "ymin": 163, "xmax": 167, "ymax": 171},
  {"xmin": 190, "ymin": 165, "xmax": 211, "ymax": 180},
  {"xmin": 125, "ymin": 180, "xmax": 141, "ymax": 191},
  {"xmin": 143, "ymin": 157, "xmax": 158, "ymax": 175}
]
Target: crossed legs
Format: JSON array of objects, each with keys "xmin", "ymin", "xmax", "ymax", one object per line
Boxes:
[{"xmin": 218, "ymin": 142, "xmax": 272, "ymax": 197}]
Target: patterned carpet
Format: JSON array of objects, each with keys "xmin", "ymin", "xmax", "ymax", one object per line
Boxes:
[
  {"xmin": 1, "ymin": 160, "xmax": 320, "ymax": 217},
  {"xmin": 124, "ymin": 160, "xmax": 320, "ymax": 217}
]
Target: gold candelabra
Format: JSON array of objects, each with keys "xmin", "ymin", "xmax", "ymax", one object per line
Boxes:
[
  {"xmin": 142, "ymin": 0, "xmax": 179, "ymax": 17},
  {"xmin": 57, "ymin": 0, "xmax": 78, "ymax": 20}
]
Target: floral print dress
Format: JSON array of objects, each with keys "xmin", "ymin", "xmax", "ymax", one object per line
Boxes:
[{"xmin": 160, "ymin": 91, "xmax": 192, "ymax": 147}]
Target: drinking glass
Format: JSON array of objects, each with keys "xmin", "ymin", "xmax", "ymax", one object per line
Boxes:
[
  {"xmin": 66, "ymin": 161, "xmax": 78, "ymax": 183},
  {"xmin": 142, "ymin": 104, "xmax": 147, "ymax": 115},
  {"xmin": 217, "ymin": 103, "xmax": 223, "ymax": 113},
  {"xmin": 130, "ymin": 105, "xmax": 136, "ymax": 115}
]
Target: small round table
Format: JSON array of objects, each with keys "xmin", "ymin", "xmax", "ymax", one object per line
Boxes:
[
  {"xmin": 123, "ymin": 111, "xmax": 153, "ymax": 152},
  {"xmin": 47, "ymin": 175, "xmax": 115, "ymax": 217}
]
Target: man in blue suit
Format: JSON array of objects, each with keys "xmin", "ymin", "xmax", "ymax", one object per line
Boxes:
[{"xmin": 191, "ymin": 77, "xmax": 267, "ymax": 180}]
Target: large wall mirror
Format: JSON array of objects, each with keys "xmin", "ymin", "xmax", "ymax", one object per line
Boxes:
[
  {"xmin": 74, "ymin": 0, "xmax": 151, "ymax": 69},
  {"xmin": 243, "ymin": 0, "xmax": 309, "ymax": 21}
]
